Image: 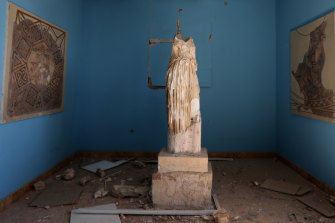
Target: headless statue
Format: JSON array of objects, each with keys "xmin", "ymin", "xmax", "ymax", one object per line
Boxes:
[{"xmin": 166, "ymin": 35, "xmax": 201, "ymax": 154}]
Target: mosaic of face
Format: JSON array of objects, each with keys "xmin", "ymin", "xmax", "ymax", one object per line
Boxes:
[
  {"xmin": 1, "ymin": 3, "xmax": 67, "ymax": 123},
  {"xmin": 27, "ymin": 43, "xmax": 55, "ymax": 88}
]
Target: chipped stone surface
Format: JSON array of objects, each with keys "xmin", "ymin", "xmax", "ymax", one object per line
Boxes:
[{"xmin": 152, "ymin": 163, "xmax": 212, "ymax": 209}]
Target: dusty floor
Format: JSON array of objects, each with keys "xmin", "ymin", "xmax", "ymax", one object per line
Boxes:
[{"xmin": 0, "ymin": 157, "xmax": 334, "ymax": 223}]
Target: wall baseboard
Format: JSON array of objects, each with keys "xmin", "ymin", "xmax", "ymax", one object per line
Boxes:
[
  {"xmin": 1, "ymin": 151, "xmax": 334, "ymax": 212},
  {"xmin": 0, "ymin": 152, "xmax": 78, "ymax": 212},
  {"xmin": 208, "ymin": 151, "xmax": 277, "ymax": 158},
  {"xmin": 277, "ymin": 154, "xmax": 335, "ymax": 196}
]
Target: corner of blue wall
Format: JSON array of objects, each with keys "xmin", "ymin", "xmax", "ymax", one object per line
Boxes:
[
  {"xmin": 0, "ymin": 0, "xmax": 83, "ymax": 200},
  {"xmin": 276, "ymin": 0, "xmax": 335, "ymax": 189}
]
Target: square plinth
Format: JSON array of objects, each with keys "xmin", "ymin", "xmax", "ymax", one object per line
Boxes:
[
  {"xmin": 158, "ymin": 147, "xmax": 208, "ymax": 173},
  {"xmin": 152, "ymin": 163, "xmax": 212, "ymax": 210}
]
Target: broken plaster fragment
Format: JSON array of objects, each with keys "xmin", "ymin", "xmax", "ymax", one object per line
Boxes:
[
  {"xmin": 79, "ymin": 176, "xmax": 91, "ymax": 186},
  {"xmin": 201, "ymin": 215, "xmax": 215, "ymax": 221},
  {"xmin": 62, "ymin": 168, "xmax": 75, "ymax": 181},
  {"xmin": 33, "ymin": 181, "xmax": 46, "ymax": 191},
  {"xmin": 232, "ymin": 216, "xmax": 241, "ymax": 221},
  {"xmin": 94, "ymin": 188, "xmax": 108, "ymax": 199},
  {"xmin": 110, "ymin": 185, "xmax": 150, "ymax": 198},
  {"xmin": 138, "ymin": 200, "xmax": 145, "ymax": 205},
  {"xmin": 252, "ymin": 181, "xmax": 259, "ymax": 186},
  {"xmin": 214, "ymin": 209, "xmax": 229, "ymax": 223},
  {"xmin": 132, "ymin": 160, "xmax": 146, "ymax": 169},
  {"xmin": 96, "ymin": 168, "xmax": 105, "ymax": 178}
]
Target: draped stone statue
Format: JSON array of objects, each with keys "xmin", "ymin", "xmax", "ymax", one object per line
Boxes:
[
  {"xmin": 150, "ymin": 16, "xmax": 212, "ymax": 210},
  {"xmin": 166, "ymin": 36, "xmax": 201, "ymax": 154}
]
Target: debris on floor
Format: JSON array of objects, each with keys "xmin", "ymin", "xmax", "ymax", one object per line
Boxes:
[
  {"xmin": 260, "ymin": 178, "xmax": 311, "ymax": 196},
  {"xmin": 252, "ymin": 181, "xmax": 260, "ymax": 186},
  {"xmin": 287, "ymin": 212, "xmax": 295, "ymax": 221},
  {"xmin": 79, "ymin": 176, "xmax": 91, "ymax": 186},
  {"xmin": 232, "ymin": 215, "xmax": 241, "ymax": 221},
  {"xmin": 296, "ymin": 185, "xmax": 313, "ymax": 196},
  {"xmin": 99, "ymin": 170, "xmax": 122, "ymax": 182},
  {"xmin": 1, "ymin": 157, "xmax": 333, "ymax": 223},
  {"xmin": 297, "ymin": 193, "xmax": 335, "ymax": 218},
  {"xmin": 94, "ymin": 188, "xmax": 109, "ymax": 199},
  {"xmin": 30, "ymin": 183, "xmax": 82, "ymax": 207},
  {"xmin": 56, "ymin": 168, "xmax": 76, "ymax": 181},
  {"xmin": 33, "ymin": 181, "xmax": 45, "ymax": 191},
  {"xmin": 81, "ymin": 160, "xmax": 130, "ymax": 173},
  {"xmin": 131, "ymin": 160, "xmax": 146, "ymax": 168},
  {"xmin": 295, "ymin": 214, "xmax": 305, "ymax": 223},
  {"xmin": 201, "ymin": 215, "xmax": 215, "ymax": 221},
  {"xmin": 213, "ymin": 208, "xmax": 229, "ymax": 223},
  {"xmin": 288, "ymin": 212, "xmax": 305, "ymax": 223},
  {"xmin": 96, "ymin": 168, "xmax": 106, "ymax": 178},
  {"xmin": 63, "ymin": 168, "xmax": 76, "ymax": 180},
  {"xmin": 120, "ymin": 214, "xmax": 126, "ymax": 220},
  {"xmin": 110, "ymin": 185, "xmax": 150, "ymax": 198},
  {"xmin": 70, "ymin": 203, "xmax": 121, "ymax": 223}
]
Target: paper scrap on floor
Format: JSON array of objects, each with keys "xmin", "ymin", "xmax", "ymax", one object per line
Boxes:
[
  {"xmin": 260, "ymin": 178, "xmax": 312, "ymax": 196},
  {"xmin": 71, "ymin": 203, "xmax": 121, "ymax": 223},
  {"xmin": 297, "ymin": 193, "xmax": 335, "ymax": 218},
  {"xmin": 81, "ymin": 160, "xmax": 128, "ymax": 173}
]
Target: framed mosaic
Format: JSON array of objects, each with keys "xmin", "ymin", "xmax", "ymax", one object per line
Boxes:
[
  {"xmin": 291, "ymin": 11, "xmax": 335, "ymax": 123},
  {"xmin": 1, "ymin": 3, "xmax": 67, "ymax": 123}
]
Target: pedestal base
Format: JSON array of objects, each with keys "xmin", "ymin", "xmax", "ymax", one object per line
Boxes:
[
  {"xmin": 158, "ymin": 147, "xmax": 208, "ymax": 173},
  {"xmin": 152, "ymin": 163, "xmax": 212, "ymax": 210}
]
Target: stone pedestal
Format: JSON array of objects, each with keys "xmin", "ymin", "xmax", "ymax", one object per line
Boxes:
[
  {"xmin": 152, "ymin": 148, "xmax": 212, "ymax": 209},
  {"xmin": 158, "ymin": 147, "xmax": 208, "ymax": 173}
]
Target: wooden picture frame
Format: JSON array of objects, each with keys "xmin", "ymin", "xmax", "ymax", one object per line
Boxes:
[
  {"xmin": 291, "ymin": 11, "xmax": 335, "ymax": 123},
  {"xmin": 1, "ymin": 3, "xmax": 67, "ymax": 123}
]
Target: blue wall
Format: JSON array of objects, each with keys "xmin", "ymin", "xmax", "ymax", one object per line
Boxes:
[
  {"xmin": 1, "ymin": 0, "xmax": 335, "ymax": 203},
  {"xmin": 74, "ymin": 0, "xmax": 277, "ymax": 152},
  {"xmin": 0, "ymin": 0, "xmax": 82, "ymax": 200},
  {"xmin": 0, "ymin": 0, "xmax": 278, "ymax": 200},
  {"xmin": 276, "ymin": 0, "xmax": 335, "ymax": 189}
]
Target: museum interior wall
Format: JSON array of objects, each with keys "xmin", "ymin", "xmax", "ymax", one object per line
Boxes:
[
  {"xmin": 0, "ymin": 0, "xmax": 277, "ymax": 201},
  {"xmin": 276, "ymin": 0, "xmax": 335, "ymax": 190},
  {"xmin": 73, "ymin": 0, "xmax": 277, "ymax": 152},
  {"xmin": 2, "ymin": 0, "xmax": 334, "ymax": 201},
  {"xmin": 0, "ymin": 0, "xmax": 82, "ymax": 200}
]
